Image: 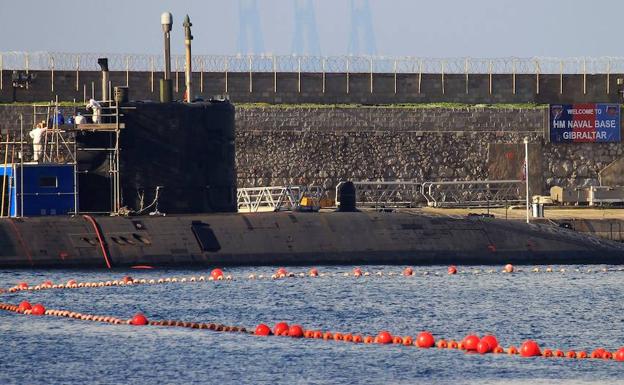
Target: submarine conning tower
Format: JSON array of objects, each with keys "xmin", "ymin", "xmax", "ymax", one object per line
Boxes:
[{"xmin": 118, "ymin": 100, "xmax": 237, "ymax": 214}]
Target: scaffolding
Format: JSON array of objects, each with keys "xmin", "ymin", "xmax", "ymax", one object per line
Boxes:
[{"xmin": 0, "ymin": 100, "xmax": 123, "ymax": 217}]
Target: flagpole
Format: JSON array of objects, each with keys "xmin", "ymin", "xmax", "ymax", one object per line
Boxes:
[{"xmin": 524, "ymin": 137, "xmax": 530, "ymax": 224}]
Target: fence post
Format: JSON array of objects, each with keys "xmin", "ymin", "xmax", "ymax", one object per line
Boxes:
[
  {"xmin": 488, "ymin": 60, "xmax": 493, "ymax": 95},
  {"xmin": 418, "ymin": 59, "xmax": 422, "ymax": 94},
  {"xmin": 582, "ymin": 58, "xmax": 586, "ymax": 95},
  {"xmin": 50, "ymin": 55, "xmax": 54, "ymax": 93},
  {"xmin": 273, "ymin": 55, "xmax": 277, "ymax": 93},
  {"xmin": 346, "ymin": 58, "xmax": 350, "ymax": 94},
  {"xmin": 464, "ymin": 58, "xmax": 469, "ymax": 94},
  {"xmin": 369, "ymin": 57, "xmax": 373, "ymax": 94},
  {"xmin": 200, "ymin": 58, "xmax": 205, "ymax": 94},
  {"xmin": 535, "ymin": 59, "xmax": 540, "ymax": 95},
  {"xmin": 298, "ymin": 56, "xmax": 302, "ymax": 93},
  {"xmin": 249, "ymin": 56, "xmax": 253, "ymax": 93},
  {"xmin": 125, "ymin": 56, "xmax": 130, "ymax": 87},
  {"xmin": 393, "ymin": 59, "xmax": 397, "ymax": 94},
  {"xmin": 322, "ymin": 57, "xmax": 326, "ymax": 94},
  {"xmin": 224, "ymin": 57, "xmax": 229, "ymax": 94},
  {"xmin": 606, "ymin": 60, "xmax": 611, "ymax": 95},
  {"xmin": 75, "ymin": 56, "xmax": 80, "ymax": 92},
  {"xmin": 150, "ymin": 56, "xmax": 154, "ymax": 93},
  {"xmin": 25, "ymin": 53, "xmax": 29, "ymax": 90},
  {"xmin": 175, "ymin": 56, "xmax": 179, "ymax": 93},
  {"xmin": 441, "ymin": 60, "xmax": 445, "ymax": 95},
  {"xmin": 512, "ymin": 59, "xmax": 516, "ymax": 95},
  {"xmin": 559, "ymin": 60, "xmax": 563, "ymax": 95}
]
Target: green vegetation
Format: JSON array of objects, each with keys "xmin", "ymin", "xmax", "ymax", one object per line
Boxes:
[{"xmin": 236, "ymin": 102, "xmax": 549, "ymax": 109}]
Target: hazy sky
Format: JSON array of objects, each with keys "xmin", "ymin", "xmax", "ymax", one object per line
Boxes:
[{"xmin": 0, "ymin": 0, "xmax": 621, "ymax": 57}]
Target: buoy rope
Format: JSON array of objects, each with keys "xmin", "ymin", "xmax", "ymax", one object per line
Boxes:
[
  {"xmin": 2, "ymin": 265, "xmax": 623, "ymax": 294},
  {"xmin": 0, "ymin": 300, "xmax": 622, "ymax": 362},
  {"xmin": 82, "ymin": 215, "xmax": 112, "ymax": 269}
]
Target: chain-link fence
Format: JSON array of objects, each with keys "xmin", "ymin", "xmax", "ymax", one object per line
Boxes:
[{"xmin": 2, "ymin": 52, "xmax": 624, "ymax": 74}]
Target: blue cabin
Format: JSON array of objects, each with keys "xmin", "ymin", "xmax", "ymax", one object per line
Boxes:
[{"xmin": 0, "ymin": 163, "xmax": 76, "ymax": 217}]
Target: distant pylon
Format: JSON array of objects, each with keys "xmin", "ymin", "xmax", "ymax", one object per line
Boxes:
[
  {"xmin": 237, "ymin": 0, "xmax": 265, "ymax": 54},
  {"xmin": 348, "ymin": 0, "xmax": 377, "ymax": 55},
  {"xmin": 292, "ymin": 0, "xmax": 321, "ymax": 55}
]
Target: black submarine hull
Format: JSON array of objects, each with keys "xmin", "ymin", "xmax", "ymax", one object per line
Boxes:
[{"xmin": 1, "ymin": 211, "xmax": 623, "ymax": 268}]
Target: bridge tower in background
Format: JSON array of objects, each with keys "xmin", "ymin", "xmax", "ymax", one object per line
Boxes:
[
  {"xmin": 237, "ymin": 0, "xmax": 265, "ymax": 54},
  {"xmin": 292, "ymin": 0, "xmax": 321, "ymax": 55},
  {"xmin": 348, "ymin": 0, "xmax": 376, "ymax": 55}
]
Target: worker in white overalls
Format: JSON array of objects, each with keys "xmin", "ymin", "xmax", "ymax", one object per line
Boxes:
[
  {"xmin": 29, "ymin": 121, "xmax": 47, "ymax": 162},
  {"xmin": 86, "ymin": 98, "xmax": 102, "ymax": 124}
]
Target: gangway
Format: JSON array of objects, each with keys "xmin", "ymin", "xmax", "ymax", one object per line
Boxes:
[
  {"xmin": 422, "ymin": 180, "xmax": 523, "ymax": 208},
  {"xmin": 237, "ymin": 185, "xmax": 323, "ymax": 212}
]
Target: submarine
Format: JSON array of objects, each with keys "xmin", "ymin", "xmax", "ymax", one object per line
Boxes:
[
  {"xmin": 0, "ymin": 96, "xmax": 623, "ymax": 268},
  {"xmin": 0, "ymin": 13, "xmax": 623, "ymax": 268}
]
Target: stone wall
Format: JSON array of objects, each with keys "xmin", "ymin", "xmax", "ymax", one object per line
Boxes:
[
  {"xmin": 235, "ymin": 106, "xmax": 624, "ymax": 194},
  {"xmin": 1, "ymin": 70, "xmax": 622, "ymax": 104},
  {"xmin": 1, "ymin": 105, "xmax": 623, "ymax": 196}
]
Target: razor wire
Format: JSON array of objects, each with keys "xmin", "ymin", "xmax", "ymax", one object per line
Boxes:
[{"xmin": 2, "ymin": 52, "xmax": 624, "ymax": 74}]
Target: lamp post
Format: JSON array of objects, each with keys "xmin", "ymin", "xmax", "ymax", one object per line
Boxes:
[
  {"xmin": 524, "ymin": 137, "xmax": 530, "ymax": 224},
  {"xmin": 160, "ymin": 12, "xmax": 173, "ymax": 103}
]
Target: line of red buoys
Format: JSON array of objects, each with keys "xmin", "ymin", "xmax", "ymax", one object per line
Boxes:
[{"xmin": 4, "ymin": 264, "xmax": 623, "ymax": 294}]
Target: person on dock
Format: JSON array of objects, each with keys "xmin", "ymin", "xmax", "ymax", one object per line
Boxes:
[
  {"xmin": 74, "ymin": 112, "xmax": 86, "ymax": 125},
  {"xmin": 29, "ymin": 121, "xmax": 47, "ymax": 162},
  {"xmin": 86, "ymin": 99, "xmax": 102, "ymax": 124}
]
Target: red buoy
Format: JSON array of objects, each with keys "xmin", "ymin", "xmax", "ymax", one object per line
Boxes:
[
  {"xmin": 448, "ymin": 265, "xmax": 458, "ymax": 275},
  {"xmin": 353, "ymin": 267, "xmax": 362, "ymax": 277},
  {"xmin": 274, "ymin": 322, "xmax": 289, "ymax": 336},
  {"xmin": 18, "ymin": 282, "xmax": 28, "ymax": 289},
  {"xmin": 18, "ymin": 301, "xmax": 32, "ymax": 312},
  {"xmin": 211, "ymin": 268, "xmax": 224, "ymax": 280},
  {"xmin": 520, "ymin": 340, "xmax": 541, "ymax": 357},
  {"xmin": 416, "ymin": 332, "xmax": 435, "ymax": 348},
  {"xmin": 603, "ymin": 351, "xmax": 613, "ymax": 360},
  {"xmin": 288, "ymin": 325, "xmax": 304, "ymax": 338},
  {"xmin": 477, "ymin": 341, "xmax": 491, "ymax": 354},
  {"xmin": 614, "ymin": 348, "xmax": 624, "ymax": 361},
  {"xmin": 481, "ymin": 335, "xmax": 499, "ymax": 351},
  {"xmin": 508, "ymin": 346, "xmax": 519, "ymax": 355},
  {"xmin": 309, "ymin": 268, "xmax": 319, "ymax": 277},
  {"xmin": 436, "ymin": 339, "xmax": 448, "ymax": 349},
  {"xmin": 463, "ymin": 335, "xmax": 480, "ymax": 351},
  {"xmin": 554, "ymin": 349, "xmax": 564, "ymax": 357},
  {"xmin": 130, "ymin": 313, "xmax": 148, "ymax": 325},
  {"xmin": 376, "ymin": 331, "xmax": 393, "ymax": 344},
  {"xmin": 403, "ymin": 267, "xmax": 414, "ymax": 276},
  {"xmin": 67, "ymin": 279, "xmax": 77, "ymax": 286},
  {"xmin": 123, "ymin": 276, "xmax": 134, "ymax": 284},
  {"xmin": 565, "ymin": 350, "xmax": 576, "ymax": 359},
  {"xmin": 31, "ymin": 304, "xmax": 46, "ymax": 316},
  {"xmin": 42, "ymin": 280, "xmax": 53, "ymax": 287},
  {"xmin": 591, "ymin": 348, "xmax": 606, "ymax": 359},
  {"xmin": 276, "ymin": 268, "xmax": 288, "ymax": 277},
  {"xmin": 504, "ymin": 264, "xmax": 514, "ymax": 273},
  {"xmin": 543, "ymin": 349, "xmax": 553, "ymax": 357},
  {"xmin": 255, "ymin": 324, "xmax": 272, "ymax": 336}
]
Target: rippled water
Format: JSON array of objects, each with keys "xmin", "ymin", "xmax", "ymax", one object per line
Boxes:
[{"xmin": 1, "ymin": 265, "xmax": 623, "ymax": 385}]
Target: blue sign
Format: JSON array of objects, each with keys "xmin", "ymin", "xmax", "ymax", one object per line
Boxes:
[{"xmin": 549, "ymin": 103, "xmax": 621, "ymax": 143}]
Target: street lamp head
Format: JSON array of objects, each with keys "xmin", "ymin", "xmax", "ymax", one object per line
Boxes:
[
  {"xmin": 161, "ymin": 12, "xmax": 173, "ymax": 32},
  {"xmin": 523, "ymin": 137, "xmax": 529, "ymax": 144}
]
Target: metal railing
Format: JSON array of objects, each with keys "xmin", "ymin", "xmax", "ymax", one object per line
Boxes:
[
  {"xmin": 422, "ymin": 180, "xmax": 524, "ymax": 208},
  {"xmin": 237, "ymin": 185, "xmax": 323, "ymax": 213},
  {"xmin": 336, "ymin": 181, "xmax": 425, "ymax": 208},
  {"xmin": 2, "ymin": 52, "xmax": 624, "ymax": 74},
  {"xmin": 334, "ymin": 180, "xmax": 523, "ymax": 209}
]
